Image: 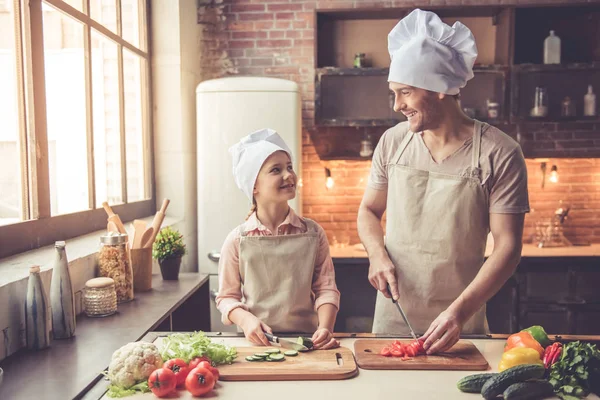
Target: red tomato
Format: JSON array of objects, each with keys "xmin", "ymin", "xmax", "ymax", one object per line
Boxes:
[
  {"xmin": 197, "ymin": 361, "xmax": 220, "ymax": 381},
  {"xmin": 148, "ymin": 368, "xmax": 177, "ymax": 398},
  {"xmin": 163, "ymin": 358, "xmax": 190, "ymax": 388},
  {"xmin": 380, "ymin": 346, "xmax": 392, "ymax": 357},
  {"xmin": 188, "ymin": 356, "xmax": 211, "ymax": 370},
  {"xmin": 185, "ymin": 366, "xmax": 215, "ymax": 397}
]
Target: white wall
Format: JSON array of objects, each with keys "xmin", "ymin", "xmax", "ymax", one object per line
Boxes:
[{"xmin": 151, "ymin": 0, "xmax": 202, "ymax": 273}]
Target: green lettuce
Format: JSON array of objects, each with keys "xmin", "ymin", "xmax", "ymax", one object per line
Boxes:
[{"xmin": 160, "ymin": 331, "xmax": 237, "ymax": 365}]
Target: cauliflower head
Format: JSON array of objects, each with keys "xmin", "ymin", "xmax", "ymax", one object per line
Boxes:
[{"xmin": 108, "ymin": 341, "xmax": 163, "ymax": 388}]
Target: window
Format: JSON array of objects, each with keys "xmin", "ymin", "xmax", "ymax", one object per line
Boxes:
[{"xmin": 0, "ymin": 0, "xmax": 153, "ymax": 259}]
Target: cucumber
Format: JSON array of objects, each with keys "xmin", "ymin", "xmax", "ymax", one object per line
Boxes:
[
  {"xmin": 503, "ymin": 380, "xmax": 554, "ymax": 400},
  {"xmin": 481, "ymin": 364, "xmax": 546, "ymax": 400},
  {"xmin": 297, "ymin": 336, "xmax": 314, "ymax": 350},
  {"xmin": 456, "ymin": 373, "xmax": 498, "ymax": 393},
  {"xmin": 254, "ymin": 353, "xmax": 269, "ymax": 358},
  {"xmin": 284, "ymin": 350, "xmax": 298, "ymax": 357},
  {"xmin": 267, "ymin": 353, "xmax": 285, "ymax": 361},
  {"xmin": 245, "ymin": 355, "xmax": 259, "ymax": 361},
  {"xmin": 265, "ymin": 348, "xmax": 281, "ymax": 354}
]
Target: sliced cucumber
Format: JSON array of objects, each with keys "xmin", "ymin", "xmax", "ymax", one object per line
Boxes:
[
  {"xmin": 245, "ymin": 355, "xmax": 257, "ymax": 361},
  {"xmin": 254, "ymin": 353, "xmax": 269, "ymax": 358},
  {"xmin": 283, "ymin": 350, "xmax": 298, "ymax": 357},
  {"xmin": 267, "ymin": 353, "xmax": 285, "ymax": 361},
  {"xmin": 265, "ymin": 348, "xmax": 281, "ymax": 354}
]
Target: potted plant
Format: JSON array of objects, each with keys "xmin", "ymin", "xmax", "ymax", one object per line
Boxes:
[{"xmin": 152, "ymin": 226, "xmax": 186, "ymax": 280}]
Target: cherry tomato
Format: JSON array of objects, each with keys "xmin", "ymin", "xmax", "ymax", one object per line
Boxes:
[
  {"xmin": 186, "ymin": 366, "xmax": 215, "ymax": 397},
  {"xmin": 148, "ymin": 368, "xmax": 177, "ymax": 398},
  {"xmin": 188, "ymin": 356, "xmax": 211, "ymax": 370},
  {"xmin": 163, "ymin": 358, "xmax": 190, "ymax": 388},
  {"xmin": 380, "ymin": 346, "xmax": 392, "ymax": 356},
  {"xmin": 390, "ymin": 348, "xmax": 404, "ymax": 357},
  {"xmin": 197, "ymin": 361, "xmax": 220, "ymax": 381}
]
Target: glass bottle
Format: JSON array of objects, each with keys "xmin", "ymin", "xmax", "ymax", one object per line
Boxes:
[{"xmin": 50, "ymin": 241, "xmax": 76, "ymax": 339}]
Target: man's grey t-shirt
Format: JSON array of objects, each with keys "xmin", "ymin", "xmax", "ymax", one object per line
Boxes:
[{"xmin": 368, "ymin": 121, "xmax": 530, "ymax": 214}]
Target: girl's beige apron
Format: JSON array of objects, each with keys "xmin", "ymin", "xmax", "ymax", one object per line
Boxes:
[
  {"xmin": 373, "ymin": 121, "xmax": 490, "ymax": 335},
  {"xmin": 238, "ymin": 219, "xmax": 320, "ymax": 333}
]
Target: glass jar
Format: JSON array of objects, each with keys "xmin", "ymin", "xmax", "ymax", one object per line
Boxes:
[
  {"xmin": 561, "ymin": 96, "xmax": 575, "ymax": 117},
  {"xmin": 84, "ymin": 277, "xmax": 117, "ymax": 317},
  {"xmin": 98, "ymin": 232, "xmax": 133, "ymax": 303},
  {"xmin": 486, "ymin": 100, "xmax": 500, "ymax": 119},
  {"xmin": 531, "ymin": 87, "xmax": 548, "ymax": 117}
]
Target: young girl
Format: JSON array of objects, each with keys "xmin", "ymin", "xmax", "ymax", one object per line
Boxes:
[{"xmin": 216, "ymin": 128, "xmax": 340, "ymax": 350}]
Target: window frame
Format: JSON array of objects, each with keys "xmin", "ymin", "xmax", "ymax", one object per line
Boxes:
[{"xmin": 0, "ymin": 0, "xmax": 154, "ymax": 259}]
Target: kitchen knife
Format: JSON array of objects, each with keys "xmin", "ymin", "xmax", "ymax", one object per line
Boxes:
[
  {"xmin": 263, "ymin": 332, "xmax": 308, "ymax": 352},
  {"xmin": 386, "ymin": 283, "xmax": 418, "ymax": 341}
]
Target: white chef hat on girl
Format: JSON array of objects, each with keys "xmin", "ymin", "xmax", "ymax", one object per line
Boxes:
[
  {"xmin": 387, "ymin": 8, "xmax": 478, "ymax": 95},
  {"xmin": 229, "ymin": 128, "xmax": 293, "ymax": 201}
]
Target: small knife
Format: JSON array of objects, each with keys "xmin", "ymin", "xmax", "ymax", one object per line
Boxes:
[
  {"xmin": 264, "ymin": 332, "xmax": 308, "ymax": 352},
  {"xmin": 387, "ymin": 283, "xmax": 418, "ymax": 341}
]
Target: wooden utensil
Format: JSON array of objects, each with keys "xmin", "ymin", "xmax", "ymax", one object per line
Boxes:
[
  {"xmin": 353, "ymin": 339, "xmax": 488, "ymax": 371},
  {"xmin": 217, "ymin": 346, "xmax": 357, "ymax": 381},
  {"xmin": 102, "ymin": 201, "xmax": 127, "ymax": 235},
  {"xmin": 107, "ymin": 221, "xmax": 120, "ymax": 233},
  {"xmin": 132, "ymin": 220, "xmax": 147, "ymax": 248},
  {"xmin": 141, "ymin": 227, "xmax": 154, "ymax": 249},
  {"xmin": 148, "ymin": 198, "xmax": 170, "ymax": 243}
]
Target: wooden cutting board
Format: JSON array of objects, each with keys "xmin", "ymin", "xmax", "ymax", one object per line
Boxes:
[
  {"xmin": 218, "ymin": 346, "xmax": 358, "ymax": 381},
  {"xmin": 354, "ymin": 339, "xmax": 489, "ymax": 370}
]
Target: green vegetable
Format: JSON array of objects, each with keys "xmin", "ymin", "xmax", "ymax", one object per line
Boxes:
[
  {"xmin": 284, "ymin": 350, "xmax": 298, "ymax": 357},
  {"xmin": 548, "ymin": 341, "xmax": 600, "ymax": 399},
  {"xmin": 296, "ymin": 336, "xmax": 314, "ymax": 350},
  {"xmin": 522, "ymin": 325, "xmax": 551, "ymax": 348},
  {"xmin": 254, "ymin": 353, "xmax": 269, "ymax": 358},
  {"xmin": 481, "ymin": 364, "xmax": 545, "ymax": 400},
  {"xmin": 267, "ymin": 354, "xmax": 285, "ymax": 361},
  {"xmin": 456, "ymin": 373, "xmax": 497, "ymax": 393},
  {"xmin": 106, "ymin": 381, "xmax": 150, "ymax": 398},
  {"xmin": 160, "ymin": 331, "xmax": 237, "ymax": 365},
  {"xmin": 265, "ymin": 348, "xmax": 281, "ymax": 354},
  {"xmin": 503, "ymin": 380, "xmax": 554, "ymax": 400}
]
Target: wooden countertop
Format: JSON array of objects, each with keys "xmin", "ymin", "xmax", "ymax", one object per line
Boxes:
[
  {"xmin": 83, "ymin": 333, "xmax": 600, "ymax": 400},
  {"xmin": 330, "ymin": 243, "xmax": 600, "ymax": 260},
  {"xmin": 0, "ymin": 273, "xmax": 209, "ymax": 400}
]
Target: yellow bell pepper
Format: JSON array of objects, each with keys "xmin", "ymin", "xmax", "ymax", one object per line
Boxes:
[{"xmin": 498, "ymin": 347, "xmax": 543, "ymax": 372}]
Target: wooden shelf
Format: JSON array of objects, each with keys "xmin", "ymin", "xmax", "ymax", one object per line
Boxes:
[{"xmin": 316, "ymin": 67, "xmax": 388, "ymax": 76}]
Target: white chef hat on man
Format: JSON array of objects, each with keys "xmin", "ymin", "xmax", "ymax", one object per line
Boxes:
[
  {"xmin": 229, "ymin": 128, "xmax": 293, "ymax": 201},
  {"xmin": 388, "ymin": 9, "xmax": 478, "ymax": 95}
]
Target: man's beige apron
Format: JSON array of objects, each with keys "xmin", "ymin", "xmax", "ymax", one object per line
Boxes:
[
  {"xmin": 238, "ymin": 218, "xmax": 319, "ymax": 333},
  {"xmin": 373, "ymin": 120, "xmax": 490, "ymax": 335}
]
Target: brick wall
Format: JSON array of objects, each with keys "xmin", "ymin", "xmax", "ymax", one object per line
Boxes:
[{"xmin": 198, "ymin": 0, "xmax": 600, "ymax": 245}]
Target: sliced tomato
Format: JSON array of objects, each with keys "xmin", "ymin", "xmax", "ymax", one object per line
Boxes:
[
  {"xmin": 390, "ymin": 348, "xmax": 404, "ymax": 357},
  {"xmin": 380, "ymin": 346, "xmax": 392, "ymax": 357},
  {"xmin": 404, "ymin": 345, "xmax": 417, "ymax": 357},
  {"xmin": 401, "ymin": 356, "xmax": 411, "ymax": 361}
]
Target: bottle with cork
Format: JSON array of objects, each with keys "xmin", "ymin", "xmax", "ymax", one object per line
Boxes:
[{"xmin": 584, "ymin": 85, "xmax": 596, "ymax": 117}]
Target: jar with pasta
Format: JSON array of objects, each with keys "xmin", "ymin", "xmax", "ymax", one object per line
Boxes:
[{"xmin": 98, "ymin": 232, "xmax": 134, "ymax": 302}]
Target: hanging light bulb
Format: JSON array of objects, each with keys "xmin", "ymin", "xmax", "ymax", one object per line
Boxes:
[
  {"xmin": 325, "ymin": 168, "xmax": 334, "ymax": 190},
  {"xmin": 549, "ymin": 165, "xmax": 559, "ymax": 183}
]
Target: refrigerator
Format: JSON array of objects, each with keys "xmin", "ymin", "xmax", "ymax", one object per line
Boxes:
[{"xmin": 196, "ymin": 77, "xmax": 302, "ymax": 332}]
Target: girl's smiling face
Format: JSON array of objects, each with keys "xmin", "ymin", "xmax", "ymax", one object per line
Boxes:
[{"xmin": 253, "ymin": 151, "xmax": 297, "ymax": 204}]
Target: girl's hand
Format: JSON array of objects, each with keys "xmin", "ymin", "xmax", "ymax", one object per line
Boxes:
[
  {"xmin": 240, "ymin": 314, "xmax": 272, "ymax": 346},
  {"xmin": 311, "ymin": 328, "xmax": 340, "ymax": 350}
]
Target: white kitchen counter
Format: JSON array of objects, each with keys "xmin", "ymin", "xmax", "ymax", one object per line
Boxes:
[{"xmin": 86, "ymin": 336, "xmax": 600, "ymax": 400}]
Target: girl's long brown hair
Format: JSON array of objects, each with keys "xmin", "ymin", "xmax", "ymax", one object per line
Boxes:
[{"xmin": 246, "ymin": 198, "xmax": 257, "ymax": 220}]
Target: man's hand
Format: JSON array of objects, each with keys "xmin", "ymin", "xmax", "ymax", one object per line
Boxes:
[
  {"xmin": 239, "ymin": 313, "xmax": 272, "ymax": 346},
  {"xmin": 311, "ymin": 328, "xmax": 340, "ymax": 350},
  {"xmin": 368, "ymin": 255, "xmax": 399, "ymax": 300},
  {"xmin": 420, "ymin": 309, "xmax": 465, "ymax": 354}
]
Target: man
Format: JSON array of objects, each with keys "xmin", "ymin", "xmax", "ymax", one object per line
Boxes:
[{"xmin": 357, "ymin": 9, "xmax": 529, "ymax": 355}]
